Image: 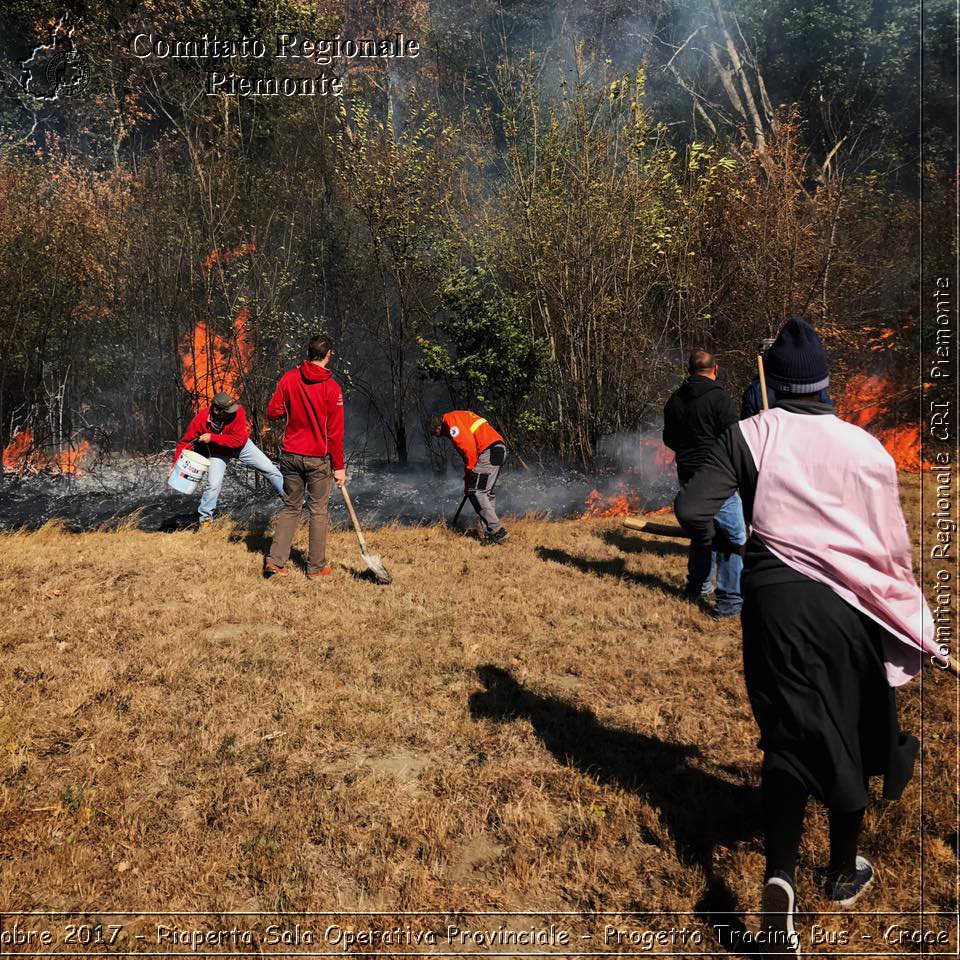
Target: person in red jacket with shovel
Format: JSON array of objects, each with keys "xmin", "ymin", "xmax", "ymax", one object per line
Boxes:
[
  {"xmin": 432, "ymin": 410, "xmax": 508, "ymax": 544},
  {"xmin": 264, "ymin": 335, "xmax": 346, "ymax": 579},
  {"xmin": 172, "ymin": 392, "xmax": 284, "ymax": 528}
]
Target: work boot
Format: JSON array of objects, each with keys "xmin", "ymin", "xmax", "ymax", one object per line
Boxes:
[
  {"xmin": 485, "ymin": 528, "xmax": 509, "ymax": 546},
  {"xmin": 263, "ymin": 561, "xmax": 288, "ymax": 579},
  {"xmin": 306, "ymin": 566, "xmax": 334, "ymax": 580},
  {"xmin": 196, "ymin": 517, "xmax": 213, "ymax": 533},
  {"xmin": 825, "ymin": 856, "xmax": 874, "ymax": 907},
  {"xmin": 760, "ymin": 871, "xmax": 801, "ymax": 957}
]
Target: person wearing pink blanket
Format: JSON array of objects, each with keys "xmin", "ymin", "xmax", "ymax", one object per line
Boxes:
[{"xmin": 676, "ymin": 317, "xmax": 935, "ymax": 953}]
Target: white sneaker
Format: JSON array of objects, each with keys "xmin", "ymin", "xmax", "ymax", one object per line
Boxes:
[{"xmin": 761, "ymin": 872, "xmax": 801, "ymax": 957}]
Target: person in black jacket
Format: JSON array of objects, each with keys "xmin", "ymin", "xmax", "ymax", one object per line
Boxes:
[
  {"xmin": 662, "ymin": 350, "xmax": 745, "ymax": 618},
  {"xmin": 675, "ymin": 319, "xmax": 922, "ymax": 952}
]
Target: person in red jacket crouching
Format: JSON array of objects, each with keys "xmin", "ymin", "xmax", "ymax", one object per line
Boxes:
[
  {"xmin": 432, "ymin": 410, "xmax": 508, "ymax": 544},
  {"xmin": 172, "ymin": 392, "xmax": 284, "ymax": 528},
  {"xmin": 264, "ymin": 335, "xmax": 346, "ymax": 579}
]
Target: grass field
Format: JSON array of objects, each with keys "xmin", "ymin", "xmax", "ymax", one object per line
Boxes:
[{"xmin": 0, "ymin": 474, "xmax": 955, "ymax": 951}]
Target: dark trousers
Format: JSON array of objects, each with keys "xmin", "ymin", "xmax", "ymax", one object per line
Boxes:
[
  {"xmin": 763, "ymin": 769, "xmax": 864, "ymax": 883},
  {"xmin": 267, "ymin": 452, "xmax": 333, "ymax": 574}
]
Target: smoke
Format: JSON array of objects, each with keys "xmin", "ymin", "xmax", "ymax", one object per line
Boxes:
[{"xmin": 0, "ymin": 426, "xmax": 677, "ymax": 532}]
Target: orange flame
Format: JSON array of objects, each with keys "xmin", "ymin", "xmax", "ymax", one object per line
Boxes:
[
  {"xmin": 582, "ymin": 491, "xmax": 637, "ymax": 518},
  {"xmin": 580, "ymin": 491, "xmax": 673, "ymax": 519},
  {"xmin": 868, "ymin": 328, "xmax": 896, "ymax": 352},
  {"xmin": 875, "ymin": 426, "xmax": 924, "ymax": 473},
  {"xmin": 836, "ymin": 374, "xmax": 926, "ymax": 471},
  {"xmin": 837, "ymin": 374, "xmax": 887, "ymax": 428},
  {"xmin": 202, "ymin": 242, "xmax": 256, "ymax": 272},
  {"xmin": 2, "ymin": 427, "xmax": 90, "ymax": 476},
  {"xmin": 180, "ymin": 306, "xmax": 254, "ymax": 409},
  {"xmin": 580, "ymin": 439, "xmax": 676, "ymax": 518},
  {"xmin": 2, "ymin": 429, "xmax": 33, "ymax": 472},
  {"xmin": 581, "ymin": 483, "xmax": 648, "ymax": 518}
]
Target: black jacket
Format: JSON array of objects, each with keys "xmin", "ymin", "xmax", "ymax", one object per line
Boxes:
[{"xmin": 662, "ymin": 375, "xmax": 738, "ymax": 484}]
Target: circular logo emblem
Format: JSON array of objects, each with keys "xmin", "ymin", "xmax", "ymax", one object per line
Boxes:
[
  {"xmin": 449, "ymin": 426, "xmax": 460, "ymax": 438},
  {"xmin": 45, "ymin": 48, "xmax": 88, "ymax": 98}
]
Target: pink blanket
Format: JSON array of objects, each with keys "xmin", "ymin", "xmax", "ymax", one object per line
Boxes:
[{"xmin": 738, "ymin": 409, "xmax": 936, "ymax": 686}]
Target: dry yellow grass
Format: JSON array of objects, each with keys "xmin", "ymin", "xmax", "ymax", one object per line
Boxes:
[{"xmin": 0, "ymin": 474, "xmax": 955, "ymax": 950}]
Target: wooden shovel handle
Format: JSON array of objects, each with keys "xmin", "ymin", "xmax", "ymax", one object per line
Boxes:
[
  {"xmin": 758, "ymin": 352, "xmax": 770, "ymax": 412},
  {"xmin": 340, "ymin": 484, "xmax": 368, "ymax": 552},
  {"xmin": 933, "ymin": 653, "xmax": 960, "ymax": 677},
  {"xmin": 622, "ymin": 518, "xmax": 690, "ymax": 538}
]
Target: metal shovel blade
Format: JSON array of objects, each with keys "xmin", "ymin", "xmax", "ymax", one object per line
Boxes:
[{"xmin": 360, "ymin": 544, "xmax": 392, "ymax": 585}]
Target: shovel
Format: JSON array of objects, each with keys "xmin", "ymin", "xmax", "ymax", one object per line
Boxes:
[
  {"xmin": 451, "ymin": 494, "xmax": 469, "ymax": 528},
  {"xmin": 340, "ymin": 484, "xmax": 392, "ymax": 585}
]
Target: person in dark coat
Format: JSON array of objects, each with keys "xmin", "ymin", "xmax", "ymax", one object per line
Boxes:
[
  {"xmin": 675, "ymin": 318, "xmax": 930, "ymax": 953},
  {"xmin": 663, "ymin": 349, "xmax": 745, "ymax": 618},
  {"xmin": 741, "ymin": 374, "xmax": 832, "ymax": 419}
]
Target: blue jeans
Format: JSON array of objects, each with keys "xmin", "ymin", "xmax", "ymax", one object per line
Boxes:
[
  {"xmin": 686, "ymin": 492, "xmax": 745, "ymax": 615},
  {"xmin": 198, "ymin": 439, "xmax": 284, "ymax": 521}
]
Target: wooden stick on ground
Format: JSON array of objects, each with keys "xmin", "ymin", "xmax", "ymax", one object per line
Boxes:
[{"xmin": 622, "ymin": 517, "xmax": 691, "ymax": 539}]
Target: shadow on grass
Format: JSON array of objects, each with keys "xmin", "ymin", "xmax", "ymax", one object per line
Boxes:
[
  {"xmin": 600, "ymin": 528, "xmax": 690, "ymax": 558},
  {"xmin": 469, "ymin": 665, "xmax": 760, "ymax": 951},
  {"xmin": 536, "ymin": 546, "xmax": 688, "ymax": 599},
  {"xmin": 344, "ymin": 563, "xmax": 393, "ymax": 585},
  {"xmin": 231, "ymin": 518, "xmax": 307, "ymax": 573},
  {"xmin": 156, "ymin": 512, "xmax": 200, "ymax": 533}
]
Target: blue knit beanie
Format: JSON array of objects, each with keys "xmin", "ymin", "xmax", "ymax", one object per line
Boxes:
[{"xmin": 764, "ymin": 317, "xmax": 830, "ymax": 394}]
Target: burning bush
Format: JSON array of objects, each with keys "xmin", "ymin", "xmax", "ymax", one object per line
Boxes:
[
  {"xmin": 836, "ymin": 374, "xmax": 926, "ymax": 473},
  {"xmin": 1, "ymin": 428, "xmax": 90, "ymax": 476}
]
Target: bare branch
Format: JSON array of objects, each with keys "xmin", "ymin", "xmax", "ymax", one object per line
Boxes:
[{"xmin": 662, "ymin": 26, "xmax": 704, "ymax": 71}]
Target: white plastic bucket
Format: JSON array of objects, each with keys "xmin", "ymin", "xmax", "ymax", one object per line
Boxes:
[{"xmin": 168, "ymin": 449, "xmax": 211, "ymax": 495}]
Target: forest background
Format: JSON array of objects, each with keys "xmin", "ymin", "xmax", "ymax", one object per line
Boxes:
[{"xmin": 0, "ymin": 0, "xmax": 952, "ymax": 474}]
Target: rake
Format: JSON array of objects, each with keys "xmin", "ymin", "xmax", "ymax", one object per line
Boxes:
[{"xmin": 340, "ymin": 484, "xmax": 392, "ymax": 585}]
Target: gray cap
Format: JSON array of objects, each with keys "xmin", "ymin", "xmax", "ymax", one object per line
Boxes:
[{"xmin": 212, "ymin": 392, "xmax": 239, "ymax": 413}]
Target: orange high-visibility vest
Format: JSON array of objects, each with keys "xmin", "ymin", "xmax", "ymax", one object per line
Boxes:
[{"xmin": 442, "ymin": 411, "xmax": 505, "ymax": 472}]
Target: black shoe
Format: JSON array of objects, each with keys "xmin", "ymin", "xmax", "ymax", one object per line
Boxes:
[
  {"xmin": 825, "ymin": 856, "xmax": 874, "ymax": 907},
  {"xmin": 761, "ymin": 872, "xmax": 801, "ymax": 957},
  {"xmin": 485, "ymin": 528, "xmax": 509, "ymax": 545}
]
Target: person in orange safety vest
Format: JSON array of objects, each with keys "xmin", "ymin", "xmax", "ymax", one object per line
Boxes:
[{"xmin": 431, "ymin": 411, "xmax": 509, "ymax": 544}]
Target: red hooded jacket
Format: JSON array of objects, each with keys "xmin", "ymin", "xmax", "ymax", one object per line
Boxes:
[
  {"xmin": 173, "ymin": 406, "xmax": 248, "ymax": 464},
  {"xmin": 267, "ymin": 362, "xmax": 345, "ymax": 469}
]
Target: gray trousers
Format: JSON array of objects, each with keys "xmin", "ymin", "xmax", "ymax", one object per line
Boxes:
[{"xmin": 466, "ymin": 445, "xmax": 505, "ymax": 534}]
